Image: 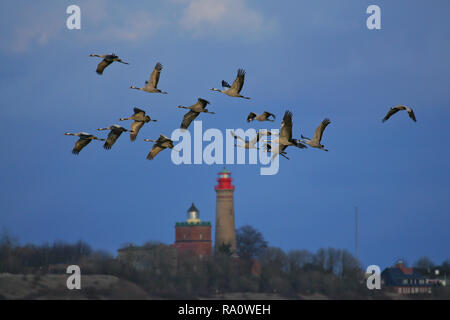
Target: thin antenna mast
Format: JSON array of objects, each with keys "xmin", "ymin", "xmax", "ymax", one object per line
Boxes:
[{"xmin": 355, "ymin": 206, "xmax": 358, "ymax": 265}]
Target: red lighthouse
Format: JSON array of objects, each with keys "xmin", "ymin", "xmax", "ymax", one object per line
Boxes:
[{"xmin": 214, "ymin": 168, "xmax": 237, "ymax": 255}]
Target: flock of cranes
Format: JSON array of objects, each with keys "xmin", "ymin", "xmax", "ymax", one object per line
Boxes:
[{"xmin": 65, "ymin": 53, "xmax": 417, "ymax": 160}]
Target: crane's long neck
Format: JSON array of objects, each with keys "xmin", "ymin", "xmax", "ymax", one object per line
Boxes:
[
  {"xmin": 211, "ymin": 88, "xmax": 224, "ymax": 93},
  {"xmin": 270, "ymin": 138, "xmax": 280, "ymax": 144},
  {"xmin": 119, "ymin": 117, "xmax": 130, "ymax": 121},
  {"xmin": 64, "ymin": 133, "xmax": 79, "ymax": 136},
  {"xmin": 130, "ymin": 86, "xmax": 141, "ymax": 90}
]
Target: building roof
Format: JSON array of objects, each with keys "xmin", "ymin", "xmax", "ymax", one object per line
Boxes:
[
  {"xmin": 381, "ymin": 265, "xmax": 432, "ymax": 287},
  {"xmin": 219, "ymin": 167, "xmax": 231, "ymax": 174},
  {"xmin": 176, "ymin": 221, "xmax": 211, "ymax": 226},
  {"xmin": 188, "ymin": 203, "xmax": 199, "ymax": 213}
]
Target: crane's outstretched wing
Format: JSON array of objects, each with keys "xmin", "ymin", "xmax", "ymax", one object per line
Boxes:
[
  {"xmin": 263, "ymin": 111, "xmax": 275, "ymax": 119},
  {"xmin": 181, "ymin": 110, "xmax": 200, "ymax": 130},
  {"xmin": 280, "ymin": 111, "xmax": 293, "ymax": 142},
  {"xmin": 407, "ymin": 108, "xmax": 417, "ymax": 122},
  {"xmin": 197, "ymin": 98, "xmax": 210, "ymax": 107},
  {"xmin": 133, "ymin": 107, "xmax": 146, "ymax": 116},
  {"xmin": 312, "ymin": 118, "xmax": 331, "ymax": 144},
  {"xmin": 73, "ymin": 138, "xmax": 91, "ymax": 154},
  {"xmin": 96, "ymin": 59, "xmax": 113, "ymax": 75},
  {"xmin": 104, "ymin": 131, "xmax": 121, "ymax": 149},
  {"xmin": 230, "ymin": 69, "xmax": 245, "ymax": 93},
  {"xmin": 247, "ymin": 112, "xmax": 257, "ymax": 122},
  {"xmin": 146, "ymin": 138, "xmax": 166, "ymax": 160},
  {"xmin": 146, "ymin": 62, "xmax": 163, "ymax": 89},
  {"xmin": 382, "ymin": 107, "xmax": 402, "ymax": 123},
  {"xmin": 222, "ymin": 80, "xmax": 231, "ymax": 88},
  {"xmin": 146, "ymin": 145, "xmax": 164, "ymax": 160},
  {"xmin": 130, "ymin": 121, "xmax": 145, "ymax": 141}
]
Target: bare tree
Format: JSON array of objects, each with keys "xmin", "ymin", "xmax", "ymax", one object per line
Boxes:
[
  {"xmin": 236, "ymin": 225, "xmax": 268, "ymax": 260},
  {"xmin": 287, "ymin": 250, "xmax": 313, "ymax": 272},
  {"xmin": 414, "ymin": 256, "xmax": 435, "ymax": 270}
]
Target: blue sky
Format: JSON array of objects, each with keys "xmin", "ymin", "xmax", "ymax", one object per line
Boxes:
[{"xmin": 0, "ymin": 0, "xmax": 449, "ymax": 269}]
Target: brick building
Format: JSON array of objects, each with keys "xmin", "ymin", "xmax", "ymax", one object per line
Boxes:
[
  {"xmin": 381, "ymin": 260, "xmax": 433, "ymax": 294},
  {"xmin": 173, "ymin": 203, "xmax": 212, "ymax": 258}
]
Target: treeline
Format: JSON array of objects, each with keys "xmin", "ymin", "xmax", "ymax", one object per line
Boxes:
[
  {"xmin": 0, "ymin": 239, "xmax": 94, "ymax": 273},
  {"xmin": 0, "ymin": 228, "xmax": 448, "ymax": 299},
  {"xmin": 103, "ymin": 241, "xmax": 376, "ymax": 299},
  {"xmin": 0, "ymin": 231, "xmax": 138, "ymax": 281}
]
